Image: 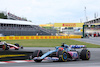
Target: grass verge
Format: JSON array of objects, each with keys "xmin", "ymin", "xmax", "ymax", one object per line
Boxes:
[{"xmin": 1, "ymin": 39, "xmax": 100, "ymax": 48}]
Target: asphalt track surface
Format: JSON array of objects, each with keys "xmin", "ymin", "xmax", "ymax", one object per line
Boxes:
[
  {"xmin": 72, "ymin": 37, "xmax": 100, "ymax": 45},
  {"xmin": 0, "ymin": 47, "xmax": 100, "ymax": 67}
]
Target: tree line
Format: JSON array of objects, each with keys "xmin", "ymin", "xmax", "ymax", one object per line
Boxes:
[{"xmin": 0, "ymin": 12, "xmax": 7, "ymax": 19}]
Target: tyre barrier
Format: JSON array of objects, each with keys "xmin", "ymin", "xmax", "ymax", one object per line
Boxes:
[
  {"xmin": 0, "ymin": 50, "xmax": 33, "ymax": 61},
  {"xmin": 0, "ymin": 35, "xmax": 82, "ymax": 40}
]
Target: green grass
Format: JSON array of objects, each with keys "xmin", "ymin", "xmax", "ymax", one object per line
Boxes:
[{"xmin": 1, "ymin": 39, "xmax": 100, "ymax": 48}]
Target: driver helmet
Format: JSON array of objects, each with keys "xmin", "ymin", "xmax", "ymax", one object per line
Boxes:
[{"xmin": 61, "ymin": 43, "xmax": 65, "ymax": 47}]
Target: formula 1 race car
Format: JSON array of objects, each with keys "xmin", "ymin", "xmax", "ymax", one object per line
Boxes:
[
  {"xmin": 0, "ymin": 41, "xmax": 23, "ymax": 50},
  {"xmin": 33, "ymin": 43, "xmax": 90, "ymax": 62}
]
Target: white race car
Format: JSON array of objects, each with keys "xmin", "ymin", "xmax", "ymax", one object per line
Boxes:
[{"xmin": 0, "ymin": 41, "xmax": 23, "ymax": 50}]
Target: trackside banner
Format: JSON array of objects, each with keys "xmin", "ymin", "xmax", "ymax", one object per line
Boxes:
[
  {"xmin": 39, "ymin": 24, "xmax": 54, "ymax": 27},
  {"xmin": 0, "ymin": 36, "xmax": 82, "ymax": 40},
  {"xmin": 54, "ymin": 23, "xmax": 84, "ymax": 27}
]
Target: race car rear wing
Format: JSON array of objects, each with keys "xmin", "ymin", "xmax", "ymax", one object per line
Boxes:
[{"xmin": 70, "ymin": 45, "xmax": 86, "ymax": 49}]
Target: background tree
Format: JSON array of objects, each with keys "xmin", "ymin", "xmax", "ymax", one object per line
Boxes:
[{"xmin": 0, "ymin": 12, "xmax": 7, "ymax": 19}]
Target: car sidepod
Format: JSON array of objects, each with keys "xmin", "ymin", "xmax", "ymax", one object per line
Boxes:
[{"xmin": 68, "ymin": 51, "xmax": 79, "ymax": 60}]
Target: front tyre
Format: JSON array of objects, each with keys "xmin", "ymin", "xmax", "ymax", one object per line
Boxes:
[
  {"xmin": 57, "ymin": 50, "xmax": 68, "ymax": 62},
  {"xmin": 21, "ymin": 46, "xmax": 23, "ymax": 49},
  {"xmin": 33, "ymin": 50, "xmax": 43, "ymax": 62},
  {"xmin": 80, "ymin": 49, "xmax": 90, "ymax": 60}
]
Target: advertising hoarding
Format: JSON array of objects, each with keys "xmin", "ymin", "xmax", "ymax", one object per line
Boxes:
[{"xmin": 54, "ymin": 23, "xmax": 84, "ymax": 27}]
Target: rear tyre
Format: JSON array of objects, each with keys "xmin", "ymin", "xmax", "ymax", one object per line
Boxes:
[
  {"xmin": 57, "ymin": 50, "xmax": 68, "ymax": 62},
  {"xmin": 2, "ymin": 44, "xmax": 9, "ymax": 50},
  {"xmin": 2, "ymin": 44, "xmax": 6, "ymax": 50},
  {"xmin": 80, "ymin": 49, "xmax": 90, "ymax": 60},
  {"xmin": 33, "ymin": 50, "xmax": 43, "ymax": 62}
]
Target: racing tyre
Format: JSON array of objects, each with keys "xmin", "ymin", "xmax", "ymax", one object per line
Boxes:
[
  {"xmin": 80, "ymin": 49, "xmax": 90, "ymax": 60},
  {"xmin": 57, "ymin": 50, "xmax": 68, "ymax": 62},
  {"xmin": 33, "ymin": 50, "xmax": 43, "ymax": 62},
  {"xmin": 21, "ymin": 46, "xmax": 23, "ymax": 49},
  {"xmin": 2, "ymin": 44, "xmax": 9, "ymax": 50}
]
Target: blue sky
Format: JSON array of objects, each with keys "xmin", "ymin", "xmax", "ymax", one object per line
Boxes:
[{"xmin": 0, "ymin": 0, "xmax": 100, "ymax": 25}]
